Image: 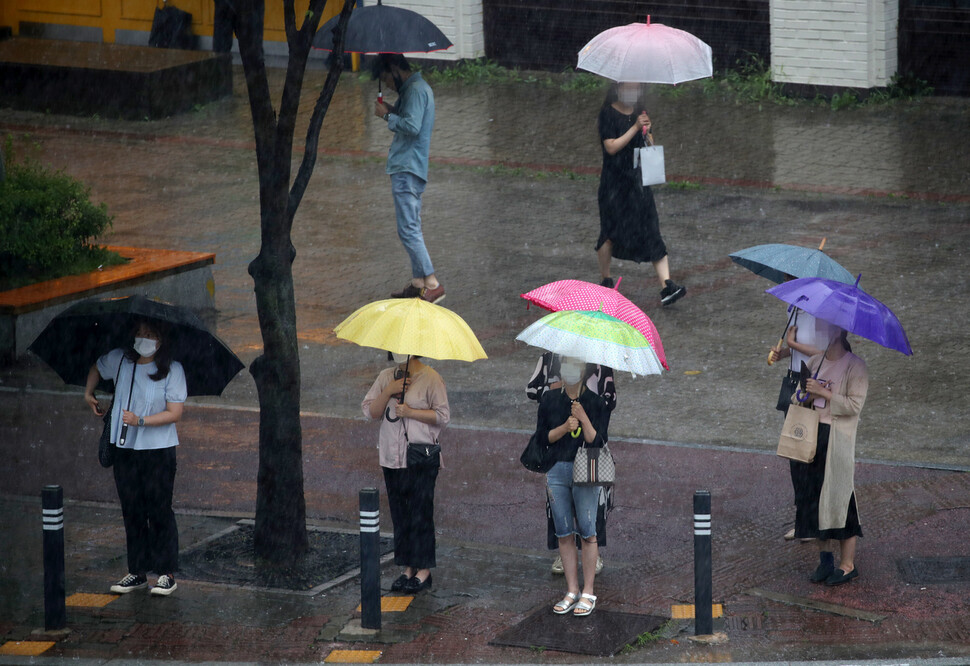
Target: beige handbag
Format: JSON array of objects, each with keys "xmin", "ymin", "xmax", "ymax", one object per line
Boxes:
[{"xmin": 777, "ymin": 401, "xmax": 819, "ymax": 463}]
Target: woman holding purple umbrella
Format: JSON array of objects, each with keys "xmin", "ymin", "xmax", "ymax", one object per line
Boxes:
[{"xmin": 792, "ymin": 322, "xmax": 869, "ymax": 586}]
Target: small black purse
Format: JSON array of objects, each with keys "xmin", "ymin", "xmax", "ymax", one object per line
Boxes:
[
  {"xmin": 406, "ymin": 441, "xmax": 441, "ymax": 468},
  {"xmin": 401, "ymin": 402, "xmax": 441, "ymax": 469}
]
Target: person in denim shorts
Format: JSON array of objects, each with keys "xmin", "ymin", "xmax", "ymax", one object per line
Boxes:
[{"xmin": 532, "ymin": 356, "xmax": 611, "ymax": 617}]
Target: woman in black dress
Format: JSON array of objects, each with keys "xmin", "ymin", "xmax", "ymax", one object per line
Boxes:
[{"xmin": 597, "ymin": 82, "xmax": 685, "ymax": 306}]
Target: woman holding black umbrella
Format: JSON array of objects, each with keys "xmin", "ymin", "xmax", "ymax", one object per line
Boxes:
[{"xmin": 84, "ymin": 318, "xmax": 187, "ymax": 597}]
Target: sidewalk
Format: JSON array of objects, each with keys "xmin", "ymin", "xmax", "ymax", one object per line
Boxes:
[
  {"xmin": 2, "ymin": 405, "xmax": 970, "ymax": 663},
  {"xmin": 1, "ymin": 65, "xmax": 969, "ymax": 663}
]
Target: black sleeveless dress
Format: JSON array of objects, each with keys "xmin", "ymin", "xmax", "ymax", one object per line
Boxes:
[{"xmin": 596, "ymin": 105, "xmax": 667, "ymax": 263}]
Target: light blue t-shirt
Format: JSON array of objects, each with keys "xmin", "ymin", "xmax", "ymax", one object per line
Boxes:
[
  {"xmin": 97, "ymin": 348, "xmax": 187, "ymax": 450},
  {"xmin": 385, "ymin": 72, "xmax": 435, "ymax": 182}
]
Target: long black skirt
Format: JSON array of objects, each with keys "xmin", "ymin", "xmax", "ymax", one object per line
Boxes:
[
  {"xmin": 792, "ymin": 423, "xmax": 863, "ymax": 541},
  {"xmin": 596, "ymin": 181, "xmax": 667, "ymax": 264}
]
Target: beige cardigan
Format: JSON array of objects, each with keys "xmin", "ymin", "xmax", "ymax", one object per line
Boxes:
[{"xmin": 810, "ymin": 351, "xmax": 869, "ymax": 531}]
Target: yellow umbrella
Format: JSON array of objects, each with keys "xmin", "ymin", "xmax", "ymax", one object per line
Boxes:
[{"xmin": 334, "ymin": 298, "xmax": 487, "ymax": 362}]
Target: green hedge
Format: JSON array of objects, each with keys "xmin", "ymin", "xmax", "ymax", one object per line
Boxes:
[{"xmin": 0, "ymin": 150, "xmax": 115, "ymax": 284}]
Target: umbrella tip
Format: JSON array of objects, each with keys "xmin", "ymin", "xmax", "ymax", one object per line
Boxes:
[
  {"xmin": 646, "ymin": 14, "xmax": 651, "ymax": 25},
  {"xmin": 818, "ymin": 237, "xmax": 827, "ymax": 251},
  {"xmin": 854, "ymin": 273, "xmax": 862, "ymax": 287},
  {"xmin": 614, "ymin": 276, "xmax": 623, "ymax": 290}
]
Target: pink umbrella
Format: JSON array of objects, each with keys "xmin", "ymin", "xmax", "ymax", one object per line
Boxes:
[{"xmin": 521, "ymin": 279, "xmax": 669, "ymax": 371}]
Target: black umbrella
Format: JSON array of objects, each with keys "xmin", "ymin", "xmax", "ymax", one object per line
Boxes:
[
  {"xmin": 28, "ymin": 295, "xmax": 244, "ymax": 396},
  {"xmin": 313, "ymin": 0, "xmax": 453, "ymax": 54}
]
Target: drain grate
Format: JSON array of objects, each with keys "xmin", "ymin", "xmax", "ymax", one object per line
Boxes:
[
  {"xmin": 897, "ymin": 557, "xmax": 970, "ymax": 584},
  {"xmin": 490, "ymin": 606, "xmax": 666, "ymax": 656},
  {"xmin": 180, "ymin": 524, "xmax": 393, "ymax": 592}
]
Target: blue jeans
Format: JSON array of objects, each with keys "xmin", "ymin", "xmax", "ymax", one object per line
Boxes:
[
  {"xmin": 391, "ymin": 172, "xmax": 434, "ymax": 279},
  {"xmin": 546, "ymin": 461, "xmax": 599, "ymax": 539}
]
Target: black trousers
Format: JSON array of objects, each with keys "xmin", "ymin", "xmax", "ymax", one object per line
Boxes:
[
  {"xmin": 382, "ymin": 463, "xmax": 438, "ymax": 570},
  {"xmin": 113, "ymin": 447, "xmax": 179, "ymax": 575}
]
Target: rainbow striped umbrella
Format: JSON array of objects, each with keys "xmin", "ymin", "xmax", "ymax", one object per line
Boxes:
[
  {"xmin": 516, "ymin": 309, "xmax": 664, "ymax": 377},
  {"xmin": 521, "ymin": 279, "xmax": 668, "ymax": 370}
]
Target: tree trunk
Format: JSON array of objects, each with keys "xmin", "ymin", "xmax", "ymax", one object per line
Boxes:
[{"xmin": 231, "ymin": 0, "xmax": 353, "ymax": 563}]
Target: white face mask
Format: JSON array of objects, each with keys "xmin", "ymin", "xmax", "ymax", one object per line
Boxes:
[
  {"xmin": 391, "ymin": 352, "xmax": 410, "ymax": 364},
  {"xmin": 618, "ymin": 88, "xmax": 640, "ymax": 105},
  {"xmin": 560, "ymin": 359, "xmax": 584, "ymax": 385},
  {"xmin": 133, "ymin": 337, "xmax": 159, "ymax": 358}
]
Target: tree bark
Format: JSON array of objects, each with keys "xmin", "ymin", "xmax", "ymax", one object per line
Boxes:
[{"xmin": 231, "ymin": 0, "xmax": 353, "ymax": 563}]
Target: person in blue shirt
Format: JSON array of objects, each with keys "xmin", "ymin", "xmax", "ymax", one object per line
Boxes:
[
  {"xmin": 84, "ymin": 318, "xmax": 186, "ymax": 597},
  {"xmin": 373, "ymin": 54, "xmax": 444, "ymax": 304}
]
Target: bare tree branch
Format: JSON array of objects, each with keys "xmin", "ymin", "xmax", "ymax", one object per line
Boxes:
[{"xmin": 289, "ymin": 0, "xmax": 356, "ymax": 217}]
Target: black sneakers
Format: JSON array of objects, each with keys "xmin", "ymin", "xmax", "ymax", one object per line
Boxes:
[
  {"xmin": 600, "ymin": 277, "xmax": 615, "ymax": 288},
  {"xmin": 110, "ymin": 573, "xmax": 148, "ymax": 594},
  {"xmin": 660, "ymin": 279, "xmax": 686, "ymax": 306},
  {"xmin": 150, "ymin": 574, "xmax": 178, "ymax": 596}
]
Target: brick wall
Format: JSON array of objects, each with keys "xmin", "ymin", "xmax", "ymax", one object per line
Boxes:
[{"xmin": 770, "ymin": 0, "xmax": 898, "ymax": 88}]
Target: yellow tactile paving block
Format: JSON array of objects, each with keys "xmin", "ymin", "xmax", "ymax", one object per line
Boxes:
[
  {"xmin": 670, "ymin": 603, "xmax": 724, "ymax": 619},
  {"xmin": 324, "ymin": 649, "xmax": 382, "ymax": 663},
  {"xmin": 66, "ymin": 593, "xmax": 119, "ymax": 607},
  {"xmin": 355, "ymin": 595, "xmax": 414, "ymax": 612},
  {"xmin": 0, "ymin": 641, "xmax": 56, "ymax": 656}
]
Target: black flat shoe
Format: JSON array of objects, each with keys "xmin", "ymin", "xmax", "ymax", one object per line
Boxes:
[
  {"xmin": 809, "ymin": 563, "xmax": 835, "ymax": 583},
  {"xmin": 824, "ymin": 568, "xmax": 859, "ymax": 586},
  {"xmin": 390, "ymin": 574, "xmax": 412, "ymax": 592},
  {"xmin": 404, "ymin": 573, "xmax": 432, "ymax": 593}
]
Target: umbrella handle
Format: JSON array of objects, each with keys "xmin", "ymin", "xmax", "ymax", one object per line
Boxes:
[
  {"xmin": 767, "ymin": 338, "xmax": 784, "ymax": 366},
  {"xmin": 571, "ymin": 427, "xmax": 582, "ymax": 439}
]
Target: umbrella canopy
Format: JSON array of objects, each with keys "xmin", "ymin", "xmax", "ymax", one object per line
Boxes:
[
  {"xmin": 333, "ymin": 298, "xmax": 486, "ymax": 361},
  {"xmin": 28, "ymin": 295, "xmax": 244, "ymax": 396},
  {"xmin": 577, "ymin": 18, "xmax": 713, "ymax": 84},
  {"xmin": 521, "ymin": 279, "xmax": 668, "ymax": 370},
  {"xmin": 766, "ymin": 276, "xmax": 913, "ymax": 356},
  {"xmin": 516, "ymin": 309, "xmax": 664, "ymax": 376},
  {"xmin": 313, "ymin": 1, "xmax": 453, "ymax": 54},
  {"xmin": 730, "ymin": 242, "xmax": 855, "ymax": 284}
]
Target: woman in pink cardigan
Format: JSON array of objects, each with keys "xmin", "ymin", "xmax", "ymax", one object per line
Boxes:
[{"xmin": 362, "ymin": 354, "xmax": 450, "ymax": 594}]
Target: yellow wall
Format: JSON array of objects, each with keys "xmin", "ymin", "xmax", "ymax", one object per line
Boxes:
[{"xmin": 0, "ymin": 0, "xmax": 341, "ymax": 43}]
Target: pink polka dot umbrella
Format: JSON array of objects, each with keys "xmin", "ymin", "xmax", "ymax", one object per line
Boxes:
[{"xmin": 521, "ymin": 279, "xmax": 668, "ymax": 371}]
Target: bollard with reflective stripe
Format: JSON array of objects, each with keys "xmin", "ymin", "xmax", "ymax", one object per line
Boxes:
[
  {"xmin": 693, "ymin": 490, "xmax": 713, "ymax": 636},
  {"xmin": 359, "ymin": 488, "xmax": 381, "ymax": 630},
  {"xmin": 42, "ymin": 485, "xmax": 66, "ymax": 631}
]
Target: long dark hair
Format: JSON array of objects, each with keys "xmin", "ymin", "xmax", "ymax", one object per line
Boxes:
[
  {"xmin": 123, "ymin": 318, "xmax": 173, "ymax": 381},
  {"xmin": 602, "ymin": 82, "xmax": 647, "ymax": 114},
  {"xmin": 838, "ymin": 329, "xmax": 852, "ymax": 352}
]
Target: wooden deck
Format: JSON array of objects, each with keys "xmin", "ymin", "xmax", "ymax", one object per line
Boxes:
[{"xmin": 0, "ymin": 246, "xmax": 215, "ymax": 316}]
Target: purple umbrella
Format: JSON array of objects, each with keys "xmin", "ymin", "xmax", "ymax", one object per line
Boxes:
[{"xmin": 766, "ymin": 275, "xmax": 913, "ymax": 356}]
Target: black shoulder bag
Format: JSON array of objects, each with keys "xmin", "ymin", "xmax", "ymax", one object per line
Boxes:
[
  {"xmin": 402, "ymin": 405, "xmax": 440, "ymax": 469},
  {"xmin": 98, "ymin": 359, "xmax": 136, "ymax": 468}
]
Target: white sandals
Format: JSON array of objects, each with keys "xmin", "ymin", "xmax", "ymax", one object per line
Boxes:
[
  {"xmin": 573, "ymin": 593, "xmax": 597, "ymax": 617},
  {"xmin": 553, "ymin": 592, "xmax": 579, "ymax": 614}
]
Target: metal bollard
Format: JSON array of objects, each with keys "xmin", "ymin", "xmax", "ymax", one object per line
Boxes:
[
  {"xmin": 359, "ymin": 488, "xmax": 381, "ymax": 630},
  {"xmin": 693, "ymin": 490, "xmax": 713, "ymax": 636},
  {"xmin": 42, "ymin": 485, "xmax": 67, "ymax": 631}
]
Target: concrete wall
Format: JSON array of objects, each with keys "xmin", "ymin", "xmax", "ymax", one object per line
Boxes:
[{"xmin": 770, "ymin": 0, "xmax": 898, "ymax": 89}]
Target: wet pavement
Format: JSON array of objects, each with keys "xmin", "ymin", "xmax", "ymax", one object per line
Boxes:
[{"xmin": 1, "ymin": 65, "xmax": 969, "ymax": 663}]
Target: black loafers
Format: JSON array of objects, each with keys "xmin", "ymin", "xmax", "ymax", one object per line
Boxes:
[
  {"xmin": 404, "ymin": 573, "xmax": 432, "ymax": 593},
  {"xmin": 809, "ymin": 563, "xmax": 835, "ymax": 583},
  {"xmin": 390, "ymin": 574, "xmax": 412, "ymax": 592},
  {"xmin": 824, "ymin": 568, "xmax": 859, "ymax": 586}
]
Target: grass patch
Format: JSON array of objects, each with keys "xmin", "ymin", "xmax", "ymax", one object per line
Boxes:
[
  {"xmin": 621, "ymin": 620, "xmax": 675, "ymax": 653},
  {"xmin": 665, "ymin": 180, "xmax": 704, "ymax": 191}
]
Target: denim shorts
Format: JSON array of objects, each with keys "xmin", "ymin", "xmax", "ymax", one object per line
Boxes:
[{"xmin": 546, "ymin": 460, "xmax": 599, "ymax": 540}]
